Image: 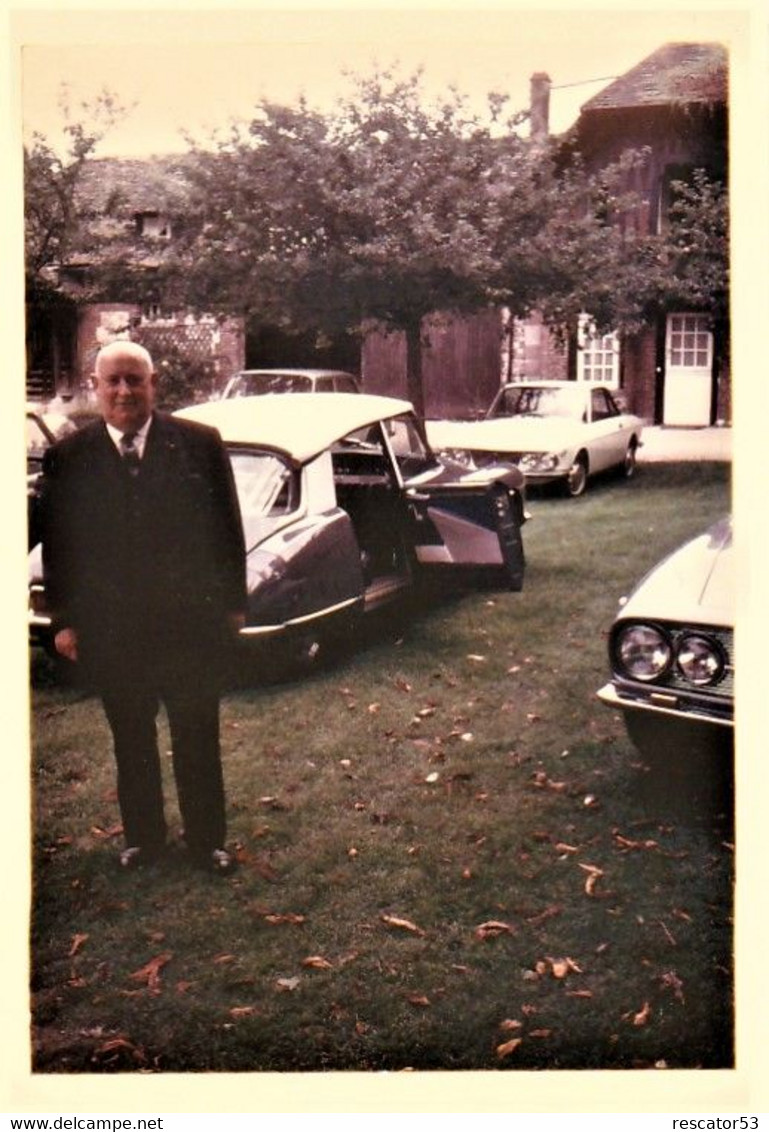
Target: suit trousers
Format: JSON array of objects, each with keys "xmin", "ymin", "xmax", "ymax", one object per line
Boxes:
[{"xmin": 99, "ymin": 650, "xmax": 227, "ymax": 855}]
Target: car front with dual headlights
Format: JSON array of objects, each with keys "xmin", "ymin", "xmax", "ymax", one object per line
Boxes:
[{"xmin": 597, "ymin": 516, "xmax": 733, "ymax": 762}]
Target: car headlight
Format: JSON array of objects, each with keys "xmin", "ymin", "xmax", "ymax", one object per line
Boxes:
[
  {"xmin": 438, "ymin": 448, "xmax": 477, "ymax": 470},
  {"xmin": 518, "ymin": 452, "xmax": 560, "ymax": 473},
  {"xmin": 615, "ymin": 623, "xmax": 672, "ymax": 681},
  {"xmin": 676, "ymin": 634, "xmax": 725, "ymax": 686}
]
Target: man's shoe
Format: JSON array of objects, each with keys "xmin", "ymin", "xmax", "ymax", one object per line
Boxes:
[
  {"xmin": 191, "ymin": 847, "xmax": 237, "ymax": 875},
  {"xmin": 118, "ymin": 846, "xmax": 163, "ymax": 869},
  {"xmin": 210, "ymin": 848, "xmax": 237, "ymax": 875}
]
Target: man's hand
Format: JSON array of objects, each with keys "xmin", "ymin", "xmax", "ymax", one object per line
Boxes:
[{"xmin": 54, "ymin": 627, "xmax": 79, "ymax": 662}]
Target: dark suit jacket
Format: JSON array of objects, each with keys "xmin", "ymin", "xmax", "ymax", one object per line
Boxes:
[{"xmin": 41, "ymin": 412, "xmax": 247, "ymax": 680}]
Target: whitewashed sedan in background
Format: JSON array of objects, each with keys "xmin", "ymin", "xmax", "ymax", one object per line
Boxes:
[{"xmin": 427, "ymin": 381, "xmax": 644, "ymax": 497}]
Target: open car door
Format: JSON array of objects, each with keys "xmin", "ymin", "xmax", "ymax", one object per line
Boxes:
[{"xmin": 380, "ymin": 414, "xmax": 526, "ymax": 591}]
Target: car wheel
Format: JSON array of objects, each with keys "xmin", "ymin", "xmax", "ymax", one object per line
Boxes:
[
  {"xmin": 565, "ymin": 453, "xmax": 588, "ymax": 497},
  {"xmin": 623, "ymin": 440, "xmax": 638, "ymax": 479}
]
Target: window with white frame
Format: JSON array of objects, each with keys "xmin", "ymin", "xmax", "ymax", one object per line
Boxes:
[{"xmin": 577, "ymin": 313, "xmax": 620, "ymax": 386}]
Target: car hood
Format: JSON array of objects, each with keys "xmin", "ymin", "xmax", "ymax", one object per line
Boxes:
[
  {"xmin": 426, "ymin": 415, "xmax": 581, "ymax": 454},
  {"xmin": 618, "ymin": 515, "xmax": 733, "ymax": 628}
]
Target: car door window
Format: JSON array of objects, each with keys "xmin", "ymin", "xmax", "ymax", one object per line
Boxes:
[
  {"xmin": 335, "ymin": 376, "xmax": 359, "ymax": 393},
  {"xmin": 314, "ymin": 377, "xmax": 334, "ymax": 392},
  {"xmin": 591, "ymin": 388, "xmax": 617, "ymax": 421},
  {"xmin": 227, "ymin": 449, "xmax": 299, "ymax": 544}
]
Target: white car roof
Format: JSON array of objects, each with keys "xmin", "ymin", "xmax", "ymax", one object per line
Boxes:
[{"xmin": 176, "ymin": 392, "xmax": 414, "ymax": 464}]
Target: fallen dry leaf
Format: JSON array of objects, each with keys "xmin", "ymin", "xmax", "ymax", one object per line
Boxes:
[
  {"xmin": 68, "ymin": 933, "xmax": 89, "ymax": 957},
  {"xmin": 566, "ymin": 990, "xmax": 594, "ymax": 999},
  {"xmin": 660, "ymin": 971, "xmax": 686, "ymax": 1003},
  {"xmin": 549, "ymin": 957, "xmax": 582, "ymax": 979},
  {"xmin": 275, "ymin": 976, "xmax": 301, "ymax": 992},
  {"xmin": 496, "ymin": 1038, "xmax": 523, "ymax": 1059},
  {"xmin": 579, "ymin": 863, "xmax": 605, "ymax": 897},
  {"xmin": 263, "ymin": 912, "xmax": 306, "ymax": 925},
  {"xmin": 302, "ymin": 955, "xmax": 334, "ymax": 970},
  {"xmin": 529, "ymin": 1029, "xmax": 553, "ymax": 1039},
  {"xmin": 632, "ymin": 1001, "xmax": 652, "ymax": 1026},
  {"xmin": 229, "ymin": 1006, "xmax": 257, "ymax": 1018},
  {"xmin": 381, "ymin": 914, "xmax": 426, "ymax": 937},
  {"xmin": 499, "ymin": 1019, "xmax": 523, "ymax": 1032},
  {"xmin": 90, "ymin": 824, "xmax": 123, "ymax": 840},
  {"xmin": 407, "ymin": 994, "xmax": 431, "ymax": 1008},
  {"xmin": 474, "ymin": 920, "xmax": 516, "ymax": 940},
  {"xmin": 128, "ymin": 952, "xmax": 172, "ymax": 991},
  {"xmin": 94, "ymin": 1037, "xmax": 140, "ymax": 1057},
  {"xmin": 614, "ymin": 833, "xmax": 659, "ymax": 851},
  {"xmin": 213, "ymin": 953, "xmax": 237, "ymax": 965},
  {"xmin": 525, "ymin": 905, "xmax": 562, "ymax": 926}
]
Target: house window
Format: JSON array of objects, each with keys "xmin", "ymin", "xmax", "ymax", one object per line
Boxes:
[
  {"xmin": 135, "ymin": 212, "xmax": 172, "ymax": 240},
  {"xmin": 667, "ymin": 314, "xmax": 712, "ymax": 368},
  {"xmin": 576, "ymin": 314, "xmax": 620, "ymax": 386}
]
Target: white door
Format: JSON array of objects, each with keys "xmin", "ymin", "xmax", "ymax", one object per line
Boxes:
[{"xmin": 663, "ymin": 314, "xmax": 713, "ymax": 425}]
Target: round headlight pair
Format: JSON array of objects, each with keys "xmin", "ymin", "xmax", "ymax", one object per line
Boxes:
[{"xmin": 615, "ymin": 624, "xmax": 725, "ymax": 687}]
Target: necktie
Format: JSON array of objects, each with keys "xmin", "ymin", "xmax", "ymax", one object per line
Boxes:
[{"xmin": 120, "ymin": 432, "xmax": 141, "ymax": 476}]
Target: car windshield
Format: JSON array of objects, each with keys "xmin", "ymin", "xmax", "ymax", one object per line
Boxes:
[
  {"xmin": 228, "ymin": 449, "xmax": 299, "ymax": 546},
  {"xmin": 382, "ymin": 413, "xmax": 437, "ymax": 478},
  {"xmin": 492, "ymin": 385, "xmax": 585, "ymax": 421},
  {"xmin": 230, "ymin": 373, "xmax": 314, "ymax": 396}
]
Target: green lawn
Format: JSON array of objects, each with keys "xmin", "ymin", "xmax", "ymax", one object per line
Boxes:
[{"xmin": 29, "ymin": 461, "xmax": 733, "ymax": 1072}]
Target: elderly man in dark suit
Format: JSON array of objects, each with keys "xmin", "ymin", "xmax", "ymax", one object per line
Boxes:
[{"xmin": 40, "ymin": 341, "xmax": 247, "ymax": 874}]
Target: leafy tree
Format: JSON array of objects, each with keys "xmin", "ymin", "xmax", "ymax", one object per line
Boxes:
[
  {"xmin": 179, "ymin": 70, "xmax": 560, "ymax": 415},
  {"xmin": 179, "ymin": 69, "xmax": 730, "ymax": 415},
  {"xmin": 24, "ymin": 89, "xmax": 127, "ymax": 292}
]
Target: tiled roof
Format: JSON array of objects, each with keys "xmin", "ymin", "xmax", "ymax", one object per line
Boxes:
[
  {"xmin": 76, "ymin": 155, "xmax": 193, "ymax": 214},
  {"xmin": 581, "ymin": 43, "xmax": 727, "ymax": 112}
]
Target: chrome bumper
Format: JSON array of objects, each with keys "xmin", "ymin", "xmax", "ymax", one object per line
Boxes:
[{"xmin": 597, "ymin": 681, "xmax": 733, "ymax": 730}]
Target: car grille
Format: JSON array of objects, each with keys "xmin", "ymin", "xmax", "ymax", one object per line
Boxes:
[{"xmin": 475, "ymin": 451, "xmax": 521, "ymax": 467}]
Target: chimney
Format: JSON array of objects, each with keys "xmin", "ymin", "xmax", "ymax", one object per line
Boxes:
[{"xmin": 529, "ymin": 72, "xmax": 551, "ymax": 141}]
